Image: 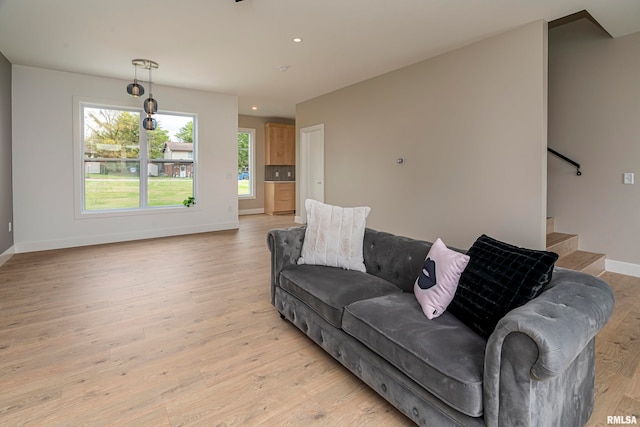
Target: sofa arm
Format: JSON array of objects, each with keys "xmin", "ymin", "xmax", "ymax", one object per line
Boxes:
[
  {"xmin": 266, "ymin": 227, "xmax": 306, "ymax": 305},
  {"xmin": 483, "ymin": 268, "xmax": 615, "ymax": 426}
]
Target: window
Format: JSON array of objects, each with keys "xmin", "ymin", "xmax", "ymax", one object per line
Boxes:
[
  {"xmin": 238, "ymin": 128, "xmax": 255, "ymax": 198},
  {"xmin": 80, "ymin": 103, "xmax": 196, "ymax": 213}
]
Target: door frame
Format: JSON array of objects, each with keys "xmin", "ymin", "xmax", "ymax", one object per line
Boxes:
[{"xmin": 297, "ymin": 124, "xmax": 325, "ymax": 224}]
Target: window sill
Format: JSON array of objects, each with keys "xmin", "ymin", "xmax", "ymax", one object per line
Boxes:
[{"xmin": 75, "ymin": 205, "xmax": 200, "ymax": 220}]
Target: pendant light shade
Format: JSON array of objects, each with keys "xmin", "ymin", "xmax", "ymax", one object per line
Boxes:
[
  {"xmin": 126, "ymin": 80, "xmax": 144, "ymax": 97},
  {"xmin": 143, "ymin": 97, "xmax": 158, "ymax": 114},
  {"xmin": 143, "ymin": 115, "xmax": 157, "ymax": 131},
  {"xmin": 126, "ymin": 62, "xmax": 145, "ymax": 97}
]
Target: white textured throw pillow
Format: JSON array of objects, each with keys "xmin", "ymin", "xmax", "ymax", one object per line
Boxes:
[{"xmin": 298, "ymin": 199, "xmax": 371, "ymax": 272}]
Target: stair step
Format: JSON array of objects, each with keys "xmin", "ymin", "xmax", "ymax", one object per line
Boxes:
[
  {"xmin": 546, "ymin": 232, "xmax": 579, "ymax": 258},
  {"xmin": 546, "ymin": 217, "xmax": 555, "ymax": 235},
  {"xmin": 555, "ymin": 250, "xmax": 606, "ymax": 276},
  {"xmin": 545, "ymin": 218, "xmax": 607, "ymax": 276}
]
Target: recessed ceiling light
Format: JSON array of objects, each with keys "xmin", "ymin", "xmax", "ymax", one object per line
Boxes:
[
  {"xmin": 251, "ymin": 106, "xmax": 258, "ymax": 110},
  {"xmin": 279, "ymin": 65, "xmax": 290, "ymax": 72},
  {"xmin": 292, "ymin": 37, "xmax": 303, "ymax": 43}
]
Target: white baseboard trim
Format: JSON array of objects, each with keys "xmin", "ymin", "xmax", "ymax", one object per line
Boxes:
[
  {"xmin": 14, "ymin": 221, "xmax": 240, "ymax": 253},
  {"xmin": 239, "ymin": 208, "xmax": 265, "ymax": 216},
  {"xmin": 606, "ymin": 259, "xmax": 640, "ymax": 278},
  {"xmin": 295, "ymin": 216, "xmax": 305, "ymax": 224},
  {"xmin": 0, "ymin": 245, "xmax": 15, "ymax": 268}
]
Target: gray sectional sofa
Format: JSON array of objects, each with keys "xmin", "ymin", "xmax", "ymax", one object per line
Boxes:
[{"xmin": 267, "ymin": 226, "xmax": 615, "ymax": 426}]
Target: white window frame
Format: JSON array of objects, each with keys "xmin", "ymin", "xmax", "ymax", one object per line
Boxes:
[
  {"xmin": 238, "ymin": 127, "xmax": 255, "ymax": 199},
  {"xmin": 73, "ymin": 97, "xmax": 198, "ymax": 218}
]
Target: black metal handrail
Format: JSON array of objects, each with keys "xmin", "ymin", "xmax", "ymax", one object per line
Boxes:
[{"xmin": 548, "ymin": 147, "xmax": 582, "ymax": 176}]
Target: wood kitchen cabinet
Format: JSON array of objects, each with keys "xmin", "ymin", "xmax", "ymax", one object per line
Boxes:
[
  {"xmin": 265, "ymin": 123, "xmax": 295, "ymax": 165},
  {"xmin": 264, "ymin": 182, "xmax": 295, "ymax": 215}
]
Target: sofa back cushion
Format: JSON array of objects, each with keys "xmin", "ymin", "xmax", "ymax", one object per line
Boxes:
[{"xmin": 363, "ymin": 229, "xmax": 430, "ymax": 292}]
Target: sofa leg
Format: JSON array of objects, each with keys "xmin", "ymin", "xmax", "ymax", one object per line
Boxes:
[{"xmin": 279, "ymin": 312, "xmax": 286, "ymax": 320}]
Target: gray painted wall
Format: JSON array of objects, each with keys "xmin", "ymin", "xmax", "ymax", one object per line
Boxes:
[
  {"xmin": 548, "ymin": 20, "xmax": 640, "ymax": 269},
  {"xmin": 0, "ymin": 51, "xmax": 12, "ymax": 254},
  {"xmin": 296, "ymin": 21, "xmax": 548, "ymax": 250}
]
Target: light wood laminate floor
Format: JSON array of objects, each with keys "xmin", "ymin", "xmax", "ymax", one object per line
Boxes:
[{"xmin": 0, "ymin": 215, "xmax": 637, "ymax": 426}]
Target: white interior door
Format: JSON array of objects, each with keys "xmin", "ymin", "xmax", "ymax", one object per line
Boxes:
[{"xmin": 298, "ymin": 124, "xmax": 324, "ymax": 223}]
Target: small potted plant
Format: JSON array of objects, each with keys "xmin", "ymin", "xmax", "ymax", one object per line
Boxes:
[{"xmin": 183, "ymin": 196, "xmax": 196, "ymax": 207}]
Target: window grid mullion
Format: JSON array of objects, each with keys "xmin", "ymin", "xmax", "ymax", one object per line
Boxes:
[{"xmin": 140, "ymin": 117, "xmax": 148, "ymax": 208}]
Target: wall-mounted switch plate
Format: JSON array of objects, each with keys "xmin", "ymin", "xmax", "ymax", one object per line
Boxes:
[{"xmin": 623, "ymin": 172, "xmax": 634, "ymax": 184}]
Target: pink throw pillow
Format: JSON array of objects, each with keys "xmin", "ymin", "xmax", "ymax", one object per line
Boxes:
[{"xmin": 414, "ymin": 238, "xmax": 470, "ymax": 319}]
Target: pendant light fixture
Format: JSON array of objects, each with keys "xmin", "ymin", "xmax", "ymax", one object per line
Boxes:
[{"xmin": 126, "ymin": 59, "xmax": 159, "ymax": 131}]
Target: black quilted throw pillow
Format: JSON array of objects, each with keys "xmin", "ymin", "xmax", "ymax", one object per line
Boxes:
[{"xmin": 448, "ymin": 234, "xmax": 559, "ymax": 339}]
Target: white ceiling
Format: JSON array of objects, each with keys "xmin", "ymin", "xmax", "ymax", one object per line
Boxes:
[{"xmin": 1, "ymin": 0, "xmax": 639, "ymax": 119}]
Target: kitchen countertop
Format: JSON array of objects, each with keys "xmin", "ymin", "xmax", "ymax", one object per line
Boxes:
[{"xmin": 264, "ymin": 180, "xmax": 295, "ymax": 183}]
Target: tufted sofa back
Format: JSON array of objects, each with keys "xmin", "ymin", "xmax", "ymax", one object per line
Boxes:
[{"xmin": 363, "ymin": 228, "xmax": 432, "ymax": 293}]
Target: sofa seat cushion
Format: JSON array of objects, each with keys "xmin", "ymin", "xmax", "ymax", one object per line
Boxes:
[
  {"xmin": 279, "ymin": 264, "xmax": 402, "ymax": 328},
  {"xmin": 342, "ymin": 292, "xmax": 486, "ymax": 417}
]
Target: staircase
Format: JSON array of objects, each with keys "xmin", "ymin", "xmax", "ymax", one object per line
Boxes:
[{"xmin": 546, "ymin": 217, "xmax": 606, "ymax": 276}]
